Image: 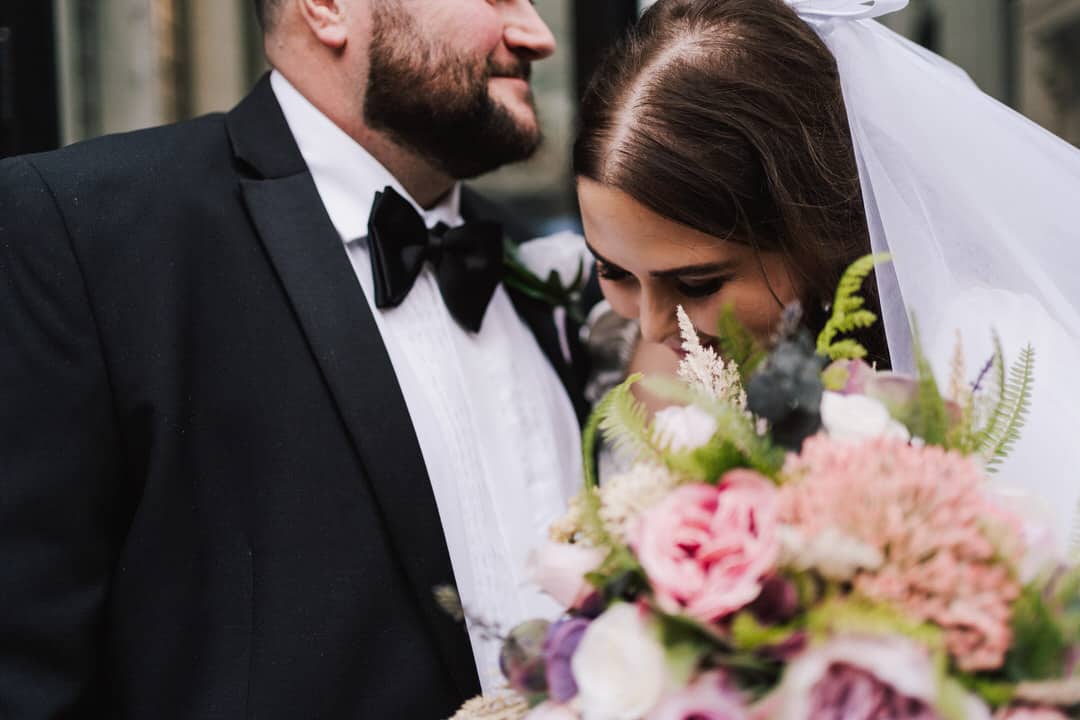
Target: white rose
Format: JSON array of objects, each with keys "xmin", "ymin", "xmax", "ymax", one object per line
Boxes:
[
  {"xmin": 820, "ymin": 391, "xmax": 910, "ymax": 443},
  {"xmin": 778, "ymin": 525, "xmax": 883, "ymax": 581},
  {"xmin": 516, "ymin": 232, "xmax": 592, "ymax": 291},
  {"xmin": 571, "ymin": 604, "xmax": 668, "ymax": 720},
  {"xmin": 527, "ymin": 541, "xmax": 606, "ymax": 608},
  {"xmin": 652, "ymin": 405, "xmax": 718, "ymax": 452}
]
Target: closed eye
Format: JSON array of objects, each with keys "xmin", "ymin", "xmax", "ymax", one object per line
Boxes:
[
  {"xmin": 596, "ymin": 260, "xmax": 632, "ymax": 282},
  {"xmin": 676, "ymin": 277, "xmax": 728, "ymax": 299}
]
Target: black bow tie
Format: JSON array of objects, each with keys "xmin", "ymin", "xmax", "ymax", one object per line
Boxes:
[{"xmin": 367, "ymin": 186, "xmax": 504, "ymax": 333}]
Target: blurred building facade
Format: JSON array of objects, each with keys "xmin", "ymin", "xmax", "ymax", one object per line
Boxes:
[{"xmin": 1, "ymin": 0, "xmax": 1078, "ymax": 221}]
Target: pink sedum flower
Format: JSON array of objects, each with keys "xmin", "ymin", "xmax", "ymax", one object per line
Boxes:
[
  {"xmin": 631, "ymin": 471, "xmax": 779, "ymax": 622},
  {"xmin": 779, "ymin": 437, "xmax": 1022, "ymax": 672},
  {"xmin": 647, "ymin": 671, "xmax": 748, "ymax": 720}
]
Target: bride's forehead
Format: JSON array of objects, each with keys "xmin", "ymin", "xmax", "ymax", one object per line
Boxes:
[{"xmin": 578, "ymin": 179, "xmax": 733, "ymax": 260}]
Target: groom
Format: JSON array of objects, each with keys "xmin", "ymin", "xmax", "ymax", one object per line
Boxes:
[{"xmin": 0, "ymin": 0, "xmax": 585, "ymax": 717}]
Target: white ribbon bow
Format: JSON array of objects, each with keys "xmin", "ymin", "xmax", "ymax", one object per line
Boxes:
[{"xmin": 785, "ymin": 0, "xmax": 908, "ymax": 21}]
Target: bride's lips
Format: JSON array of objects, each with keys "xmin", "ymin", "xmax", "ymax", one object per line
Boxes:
[
  {"xmin": 665, "ymin": 335, "xmax": 720, "ymax": 359},
  {"xmin": 665, "ymin": 340, "xmax": 689, "ymax": 359}
]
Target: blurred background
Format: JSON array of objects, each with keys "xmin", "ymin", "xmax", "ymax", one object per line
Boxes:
[{"xmin": 1, "ymin": 0, "xmax": 1079, "ymax": 232}]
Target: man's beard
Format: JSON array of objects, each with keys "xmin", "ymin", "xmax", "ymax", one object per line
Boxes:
[{"xmin": 364, "ymin": 2, "xmax": 542, "ymax": 179}]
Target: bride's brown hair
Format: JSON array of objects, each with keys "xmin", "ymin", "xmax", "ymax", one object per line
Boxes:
[{"xmin": 575, "ymin": 0, "xmax": 887, "ymax": 363}]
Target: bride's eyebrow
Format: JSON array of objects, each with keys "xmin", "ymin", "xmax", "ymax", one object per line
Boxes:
[
  {"xmin": 584, "ymin": 241, "xmax": 627, "ymax": 272},
  {"xmin": 651, "ymin": 261, "xmax": 737, "ymax": 279}
]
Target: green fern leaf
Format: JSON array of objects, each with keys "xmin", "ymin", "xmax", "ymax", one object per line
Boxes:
[
  {"xmin": 981, "ymin": 345, "xmax": 1035, "ymax": 473},
  {"xmin": 824, "ymin": 339, "xmax": 869, "ymax": 361},
  {"xmin": 817, "ymin": 253, "xmax": 890, "ymax": 361},
  {"xmin": 583, "ymin": 375, "xmax": 661, "ymax": 492},
  {"xmin": 832, "ymin": 309, "xmax": 879, "ymax": 335}
]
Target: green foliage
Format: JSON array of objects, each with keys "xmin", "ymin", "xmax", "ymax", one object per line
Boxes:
[
  {"xmin": 730, "ymin": 612, "xmax": 802, "ymax": 653},
  {"xmin": 715, "ymin": 305, "xmax": 767, "ymax": 384},
  {"xmin": 599, "ymin": 376, "xmax": 659, "ymax": 462},
  {"xmin": 958, "ymin": 675, "xmax": 1016, "ymax": 709},
  {"xmin": 587, "ymin": 551, "xmax": 650, "ymax": 605},
  {"xmin": 1003, "ymin": 581, "xmax": 1068, "ymax": 682},
  {"xmin": 583, "ymin": 375, "xmax": 658, "ymax": 492},
  {"xmin": 816, "ymin": 253, "xmax": 891, "ymax": 361},
  {"xmin": 907, "ymin": 320, "xmax": 951, "ymax": 447},
  {"xmin": 640, "ymin": 375, "xmax": 786, "ymax": 480},
  {"xmin": 974, "ymin": 338, "xmax": 1035, "ymax": 473},
  {"xmin": 665, "ymin": 440, "xmax": 751, "ymax": 485},
  {"xmin": 805, "ymin": 596, "xmax": 944, "ymax": 651}
]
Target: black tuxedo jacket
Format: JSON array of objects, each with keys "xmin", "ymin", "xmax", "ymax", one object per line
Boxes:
[{"xmin": 0, "ymin": 76, "xmax": 585, "ymax": 719}]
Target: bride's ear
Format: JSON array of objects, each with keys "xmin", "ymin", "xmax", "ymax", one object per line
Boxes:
[{"xmin": 298, "ymin": 0, "xmax": 349, "ymax": 50}]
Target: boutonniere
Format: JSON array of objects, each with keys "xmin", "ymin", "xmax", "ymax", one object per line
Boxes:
[{"xmin": 503, "ymin": 231, "xmax": 593, "ymax": 323}]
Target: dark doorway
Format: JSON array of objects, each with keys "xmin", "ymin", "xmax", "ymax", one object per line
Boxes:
[
  {"xmin": 0, "ymin": 1, "xmax": 60, "ymax": 158},
  {"xmin": 573, "ymin": 0, "xmax": 639, "ymax": 101}
]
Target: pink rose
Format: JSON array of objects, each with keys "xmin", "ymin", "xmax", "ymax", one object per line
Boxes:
[
  {"xmin": 631, "ymin": 471, "xmax": 779, "ymax": 622},
  {"xmin": 528, "ymin": 541, "xmax": 606, "ymax": 609},
  {"xmin": 647, "ymin": 671, "xmax": 748, "ymax": 719}
]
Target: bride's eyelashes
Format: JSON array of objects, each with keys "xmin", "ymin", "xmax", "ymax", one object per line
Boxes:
[
  {"xmin": 595, "ymin": 260, "xmax": 631, "ymax": 282},
  {"xmin": 676, "ymin": 277, "xmax": 728, "ymax": 299},
  {"xmin": 596, "ymin": 259, "xmax": 729, "ymax": 299}
]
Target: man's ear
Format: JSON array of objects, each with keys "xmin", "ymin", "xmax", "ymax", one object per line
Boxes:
[{"xmin": 297, "ymin": 0, "xmax": 349, "ymax": 49}]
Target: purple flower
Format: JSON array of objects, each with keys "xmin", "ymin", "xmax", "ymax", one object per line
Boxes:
[
  {"xmin": 500, "ymin": 619, "xmax": 550, "ymax": 695},
  {"xmin": 748, "ymin": 575, "xmax": 800, "ymax": 625},
  {"xmin": 543, "ymin": 617, "xmax": 590, "ymax": 702}
]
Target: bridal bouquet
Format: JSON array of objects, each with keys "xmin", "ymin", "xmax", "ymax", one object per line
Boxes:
[{"xmin": 451, "ymin": 256, "xmax": 1080, "ymax": 720}]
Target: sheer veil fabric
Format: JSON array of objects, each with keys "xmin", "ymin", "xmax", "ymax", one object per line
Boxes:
[{"xmin": 785, "ymin": 0, "xmax": 1080, "ymax": 549}]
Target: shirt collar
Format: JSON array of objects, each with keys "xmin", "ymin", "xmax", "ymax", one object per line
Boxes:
[{"xmin": 269, "ymin": 70, "xmax": 463, "ymax": 241}]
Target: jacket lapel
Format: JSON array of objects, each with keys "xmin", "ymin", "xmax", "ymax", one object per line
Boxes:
[{"xmin": 226, "ymin": 76, "xmax": 479, "ymax": 699}]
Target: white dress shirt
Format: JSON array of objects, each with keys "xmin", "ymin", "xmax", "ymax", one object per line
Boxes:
[{"xmin": 270, "ymin": 71, "xmax": 582, "ymax": 690}]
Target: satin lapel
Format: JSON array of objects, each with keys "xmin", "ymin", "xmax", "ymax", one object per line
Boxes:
[{"xmin": 228, "ymin": 77, "xmax": 479, "ymax": 699}]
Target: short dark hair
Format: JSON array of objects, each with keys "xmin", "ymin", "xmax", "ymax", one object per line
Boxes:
[{"xmin": 575, "ymin": 0, "xmax": 887, "ymax": 364}]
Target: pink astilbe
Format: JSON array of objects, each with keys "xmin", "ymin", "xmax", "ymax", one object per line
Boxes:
[{"xmin": 778, "ymin": 436, "xmax": 1023, "ymax": 672}]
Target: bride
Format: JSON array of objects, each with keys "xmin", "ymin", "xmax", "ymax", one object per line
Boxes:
[{"xmin": 572, "ymin": 0, "xmax": 1080, "ymax": 548}]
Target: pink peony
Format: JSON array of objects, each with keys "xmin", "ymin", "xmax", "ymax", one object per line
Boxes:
[
  {"xmin": 767, "ymin": 634, "xmax": 941, "ymax": 720},
  {"xmin": 995, "ymin": 709, "xmax": 1070, "ymax": 720},
  {"xmin": 779, "ymin": 437, "xmax": 1023, "ymax": 672},
  {"xmin": 631, "ymin": 471, "xmax": 779, "ymax": 622},
  {"xmin": 528, "ymin": 541, "xmax": 606, "ymax": 609},
  {"xmin": 647, "ymin": 671, "xmax": 748, "ymax": 720}
]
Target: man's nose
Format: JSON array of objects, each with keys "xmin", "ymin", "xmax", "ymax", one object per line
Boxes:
[{"xmin": 502, "ymin": 0, "xmax": 556, "ymax": 61}]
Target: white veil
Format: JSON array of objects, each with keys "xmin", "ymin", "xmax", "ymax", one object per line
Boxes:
[{"xmin": 786, "ymin": 0, "xmax": 1080, "ymax": 550}]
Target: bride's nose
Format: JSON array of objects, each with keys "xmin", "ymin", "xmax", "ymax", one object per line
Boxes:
[{"xmin": 638, "ymin": 287, "xmax": 676, "ymax": 344}]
